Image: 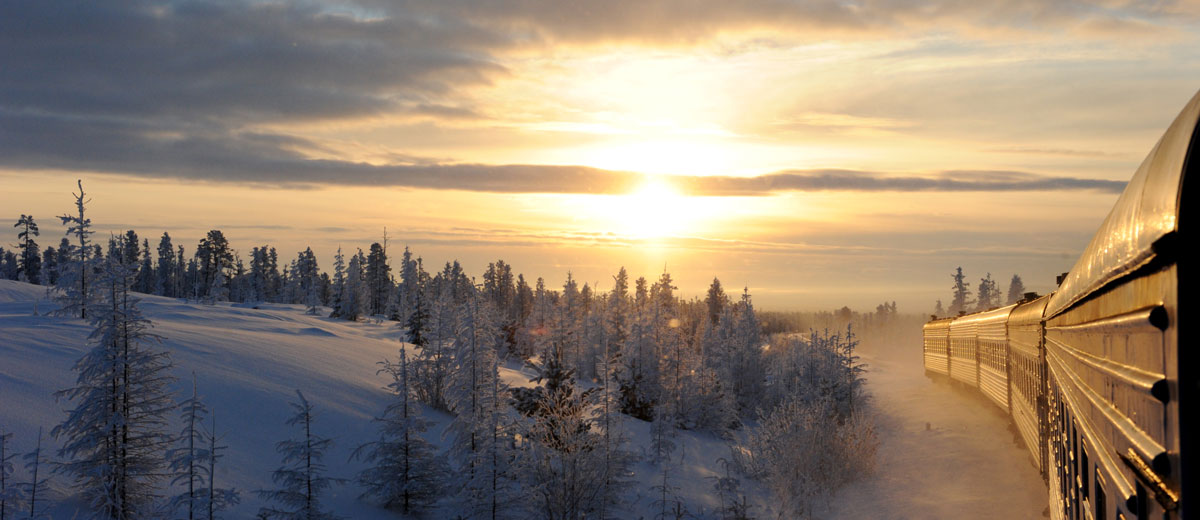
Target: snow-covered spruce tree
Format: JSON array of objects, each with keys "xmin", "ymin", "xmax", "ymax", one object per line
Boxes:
[
  {"xmin": 590, "ymin": 304, "xmax": 635, "ymax": 520},
  {"xmin": 56, "ymin": 180, "xmax": 96, "ymax": 319},
  {"xmin": 14, "ymin": 214, "xmax": 41, "ymax": 284},
  {"xmin": 168, "ymin": 375, "xmax": 239, "ymax": 520},
  {"xmin": 741, "ymin": 327, "xmax": 875, "ymax": 518},
  {"xmin": 257, "ymin": 390, "xmax": 345, "ymax": 520},
  {"xmin": 616, "ymin": 274, "xmax": 657, "ymax": 421},
  {"xmin": 292, "ymin": 248, "xmax": 322, "ymax": 315},
  {"xmin": 710, "ymin": 454, "xmax": 753, "ymax": 520},
  {"xmin": 512, "ymin": 341, "xmax": 617, "ymax": 520},
  {"xmin": 352, "ymin": 346, "xmax": 445, "ymax": 514},
  {"xmin": 22, "ymin": 427, "xmax": 50, "ymax": 520},
  {"xmin": 328, "ymin": 247, "xmax": 348, "ymax": 317},
  {"xmin": 205, "ymin": 266, "xmax": 229, "ymax": 305},
  {"xmin": 650, "ymin": 272, "xmax": 687, "ymax": 423},
  {"xmin": 411, "ymin": 275, "xmax": 457, "ymax": 411},
  {"xmin": 0, "ymin": 428, "xmax": 20, "ymax": 520},
  {"xmin": 53, "ymin": 255, "xmax": 177, "ymax": 519},
  {"xmin": 331, "ymin": 249, "xmax": 366, "ymax": 320},
  {"xmin": 729, "ymin": 288, "xmax": 766, "ymax": 414},
  {"xmin": 448, "ymin": 293, "xmax": 520, "ymax": 519},
  {"xmin": 649, "ymin": 404, "xmax": 685, "ymax": 520},
  {"xmin": 391, "ymin": 246, "xmax": 419, "ymax": 323}
]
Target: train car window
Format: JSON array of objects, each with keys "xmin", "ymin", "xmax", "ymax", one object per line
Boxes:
[
  {"xmin": 1135, "ymin": 483, "xmax": 1148, "ymax": 520},
  {"xmin": 1081, "ymin": 448, "xmax": 1089, "ymax": 500}
]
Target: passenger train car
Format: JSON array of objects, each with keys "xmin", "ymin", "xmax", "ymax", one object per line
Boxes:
[{"xmin": 923, "ymin": 89, "xmax": 1198, "ymax": 519}]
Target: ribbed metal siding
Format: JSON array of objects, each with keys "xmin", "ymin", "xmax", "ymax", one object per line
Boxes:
[
  {"xmin": 1009, "ymin": 294, "xmax": 1050, "ymax": 476},
  {"xmin": 923, "ymin": 318, "xmax": 952, "ymax": 376},
  {"xmin": 949, "ymin": 314, "xmax": 980, "ymax": 387},
  {"xmin": 1045, "ymin": 268, "xmax": 1175, "ymax": 520},
  {"xmin": 976, "ymin": 304, "xmax": 1016, "ymax": 412}
]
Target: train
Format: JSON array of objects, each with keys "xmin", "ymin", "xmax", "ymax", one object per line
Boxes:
[{"xmin": 923, "ymin": 88, "xmax": 1198, "ymax": 520}]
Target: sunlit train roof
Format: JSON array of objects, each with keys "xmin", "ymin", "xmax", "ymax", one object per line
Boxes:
[{"xmin": 1046, "ymin": 89, "xmax": 1200, "ymax": 318}]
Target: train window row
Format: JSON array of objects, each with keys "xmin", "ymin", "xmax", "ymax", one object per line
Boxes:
[
  {"xmin": 980, "ymin": 342, "xmax": 1006, "ymax": 369},
  {"xmin": 1053, "ymin": 380, "xmax": 1128, "ymax": 520}
]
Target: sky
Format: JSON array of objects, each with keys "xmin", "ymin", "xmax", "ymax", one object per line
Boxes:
[{"xmin": 2, "ymin": 0, "xmax": 1199, "ymax": 311}]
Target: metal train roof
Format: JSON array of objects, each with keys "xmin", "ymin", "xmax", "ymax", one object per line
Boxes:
[{"xmin": 1046, "ymin": 89, "xmax": 1200, "ymax": 318}]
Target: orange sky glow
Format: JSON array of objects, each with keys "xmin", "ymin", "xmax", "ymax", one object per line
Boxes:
[{"xmin": 2, "ymin": 1, "xmax": 1199, "ymax": 310}]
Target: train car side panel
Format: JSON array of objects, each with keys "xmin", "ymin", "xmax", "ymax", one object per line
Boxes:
[
  {"xmin": 923, "ymin": 318, "xmax": 952, "ymax": 376},
  {"xmin": 949, "ymin": 314, "xmax": 981, "ymax": 387},
  {"xmin": 1046, "ymin": 266, "xmax": 1176, "ymax": 520},
  {"xmin": 1009, "ymin": 295, "xmax": 1050, "ymax": 477},
  {"xmin": 976, "ymin": 304, "xmax": 1016, "ymax": 412}
]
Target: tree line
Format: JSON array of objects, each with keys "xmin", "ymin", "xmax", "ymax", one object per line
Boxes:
[
  {"xmin": 932, "ymin": 267, "xmax": 1029, "ymax": 317},
  {"xmin": 1, "ymin": 180, "xmax": 876, "ymax": 519}
]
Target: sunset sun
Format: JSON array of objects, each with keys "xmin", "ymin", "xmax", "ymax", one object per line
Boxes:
[{"xmin": 609, "ymin": 176, "xmax": 698, "ymax": 240}]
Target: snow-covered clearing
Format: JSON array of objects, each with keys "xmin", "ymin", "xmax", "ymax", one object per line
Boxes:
[{"xmin": 827, "ymin": 335, "xmax": 1048, "ymax": 519}]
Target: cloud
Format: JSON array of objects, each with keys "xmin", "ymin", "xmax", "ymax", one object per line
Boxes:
[
  {"xmin": 677, "ymin": 169, "xmax": 1126, "ymax": 195},
  {"xmin": 390, "ymin": 0, "xmax": 1197, "ymax": 46},
  {"xmin": 0, "ymin": 0, "xmax": 1188, "ymax": 197},
  {"xmin": 0, "ymin": 2, "xmax": 504, "ymax": 124},
  {"xmin": 0, "ymin": 109, "xmax": 1123, "ymax": 195},
  {"xmin": 984, "ymin": 146, "xmax": 1125, "ymax": 158}
]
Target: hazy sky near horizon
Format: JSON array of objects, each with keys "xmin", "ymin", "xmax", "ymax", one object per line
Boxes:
[{"xmin": 3, "ymin": 1, "xmax": 1199, "ymax": 311}]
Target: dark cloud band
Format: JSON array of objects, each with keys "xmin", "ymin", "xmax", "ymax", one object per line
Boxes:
[{"xmin": 0, "ymin": 109, "xmax": 1122, "ymax": 195}]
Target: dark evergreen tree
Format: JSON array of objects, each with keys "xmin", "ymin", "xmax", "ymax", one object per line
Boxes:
[
  {"xmin": 948, "ymin": 267, "xmax": 972, "ymax": 316},
  {"xmin": 14, "ymin": 215, "xmax": 41, "ymax": 284},
  {"xmin": 1006, "ymin": 274, "xmax": 1026, "ymax": 305},
  {"xmin": 704, "ymin": 277, "xmax": 726, "ymax": 326},
  {"xmin": 0, "ymin": 428, "xmax": 18, "ymax": 520},
  {"xmin": 121, "ymin": 230, "xmax": 140, "ymax": 267},
  {"xmin": 135, "ymin": 239, "xmax": 154, "ymax": 294},
  {"xmin": 195, "ymin": 230, "xmax": 232, "ymax": 298},
  {"xmin": 976, "ymin": 273, "xmax": 999, "ymax": 312},
  {"xmin": 57, "ymin": 180, "xmax": 96, "ymax": 319},
  {"xmin": 42, "ymin": 245, "xmax": 59, "ymax": 286},
  {"xmin": 0, "ymin": 249, "xmax": 16, "ymax": 280},
  {"xmin": 365, "ymin": 243, "xmax": 391, "ymax": 317},
  {"xmin": 156, "ymin": 233, "xmax": 176, "ymax": 297}
]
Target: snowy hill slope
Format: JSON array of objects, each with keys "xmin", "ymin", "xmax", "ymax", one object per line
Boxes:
[
  {"xmin": 1, "ymin": 280, "xmax": 418, "ymax": 517},
  {"xmin": 0, "ymin": 280, "xmax": 754, "ymax": 518}
]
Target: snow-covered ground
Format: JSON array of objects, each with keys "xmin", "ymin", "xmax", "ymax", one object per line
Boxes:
[
  {"xmin": 0, "ymin": 280, "xmax": 756, "ymax": 518},
  {"xmin": 826, "ymin": 334, "xmax": 1049, "ymax": 519},
  {"xmin": 0, "ymin": 279, "xmax": 1047, "ymax": 518}
]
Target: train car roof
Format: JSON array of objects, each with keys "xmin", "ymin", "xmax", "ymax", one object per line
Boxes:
[
  {"xmin": 951, "ymin": 304, "xmax": 1018, "ymax": 326},
  {"xmin": 1046, "ymin": 89, "xmax": 1200, "ymax": 318},
  {"xmin": 1009, "ymin": 293, "xmax": 1051, "ymax": 323}
]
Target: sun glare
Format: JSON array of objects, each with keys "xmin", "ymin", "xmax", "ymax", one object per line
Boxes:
[{"xmin": 608, "ymin": 176, "xmax": 699, "ymax": 240}]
